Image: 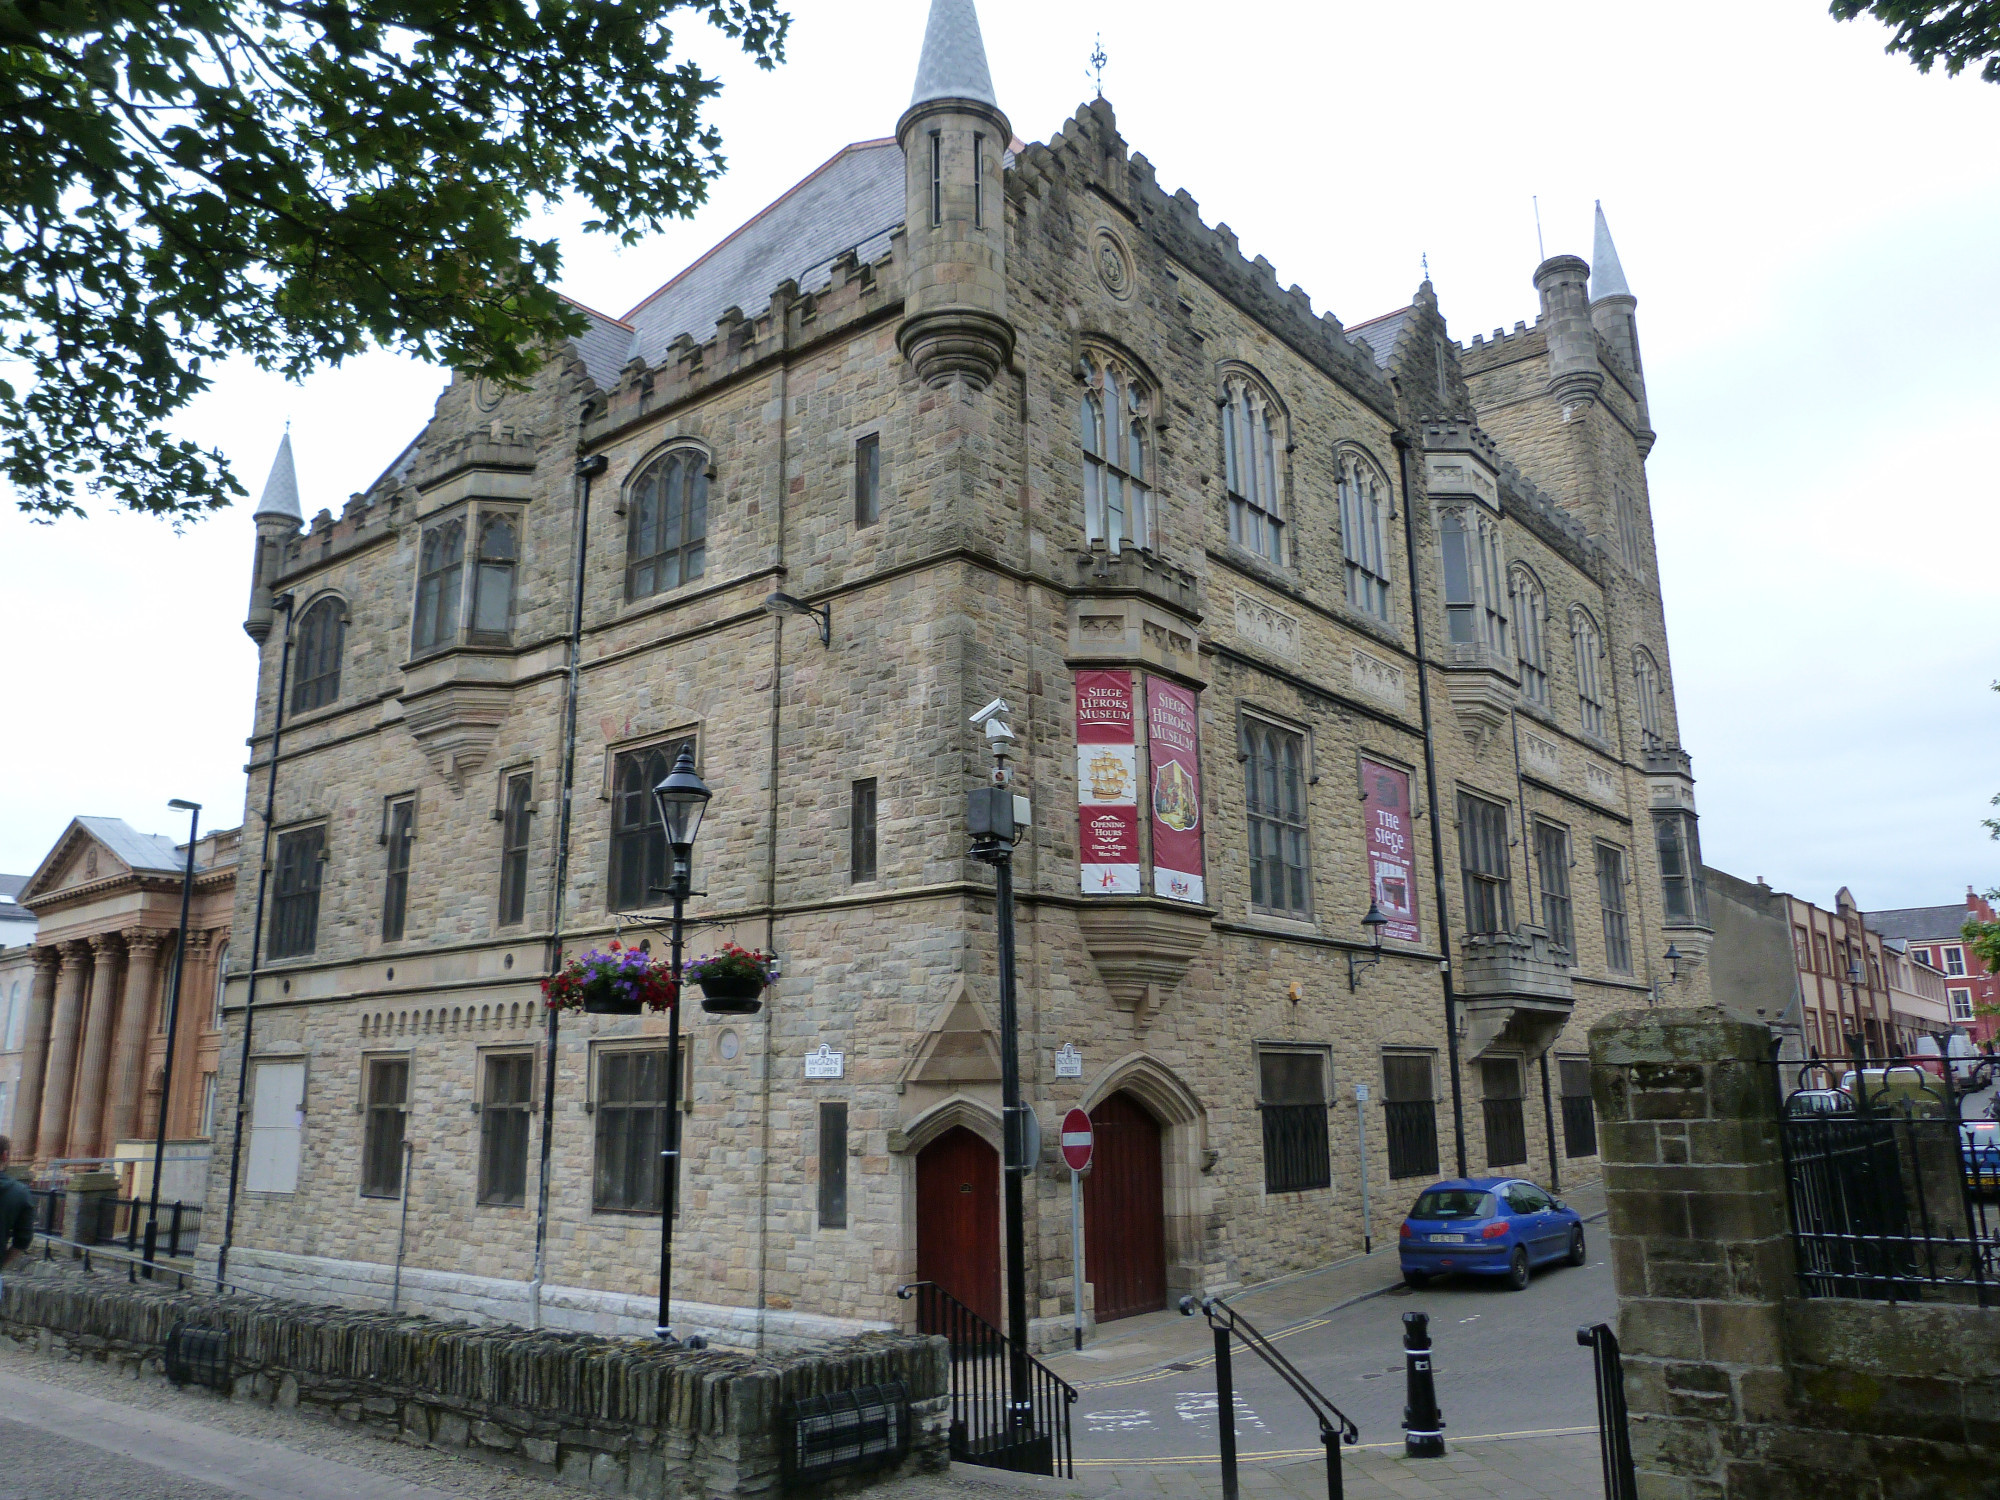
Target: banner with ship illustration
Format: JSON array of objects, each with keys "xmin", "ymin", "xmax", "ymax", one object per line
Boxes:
[
  {"xmin": 1146, "ymin": 678, "xmax": 1205, "ymax": 904},
  {"xmin": 1076, "ymin": 669, "xmax": 1139, "ymax": 894}
]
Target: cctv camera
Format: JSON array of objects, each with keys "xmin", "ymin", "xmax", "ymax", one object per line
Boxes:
[{"xmin": 969, "ymin": 698, "xmax": 1011, "ymax": 726}]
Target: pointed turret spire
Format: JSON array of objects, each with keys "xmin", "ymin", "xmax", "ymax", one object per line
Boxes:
[
  {"xmin": 909, "ymin": 0, "xmax": 998, "ymax": 111},
  {"xmin": 252, "ymin": 431, "xmax": 302, "ymax": 520},
  {"xmin": 1590, "ymin": 201, "xmax": 1631, "ymax": 302}
]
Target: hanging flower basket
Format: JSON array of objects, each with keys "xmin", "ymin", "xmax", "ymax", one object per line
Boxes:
[
  {"xmin": 542, "ymin": 942, "xmax": 677, "ymax": 1016},
  {"xmin": 684, "ymin": 943, "xmax": 775, "ymax": 1015}
]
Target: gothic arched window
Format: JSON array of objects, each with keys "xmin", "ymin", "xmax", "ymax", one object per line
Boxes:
[
  {"xmin": 1634, "ymin": 648, "xmax": 1664, "ymax": 749},
  {"xmin": 1572, "ymin": 607, "xmax": 1606, "ymax": 740},
  {"xmin": 1438, "ymin": 506, "xmax": 1507, "ymax": 653},
  {"xmin": 1510, "ymin": 566, "xmax": 1548, "ymax": 706},
  {"xmin": 471, "ymin": 515, "xmax": 518, "ymax": 640},
  {"xmin": 1221, "ymin": 374, "xmax": 1283, "ymax": 565},
  {"xmin": 1337, "ymin": 450, "xmax": 1390, "ymax": 619},
  {"xmin": 291, "ymin": 596, "xmax": 345, "ymax": 713},
  {"xmin": 1079, "ymin": 353, "xmax": 1152, "ymax": 554},
  {"xmin": 413, "ymin": 518, "xmax": 465, "ymax": 652},
  {"xmin": 625, "ymin": 448, "xmax": 708, "ymax": 601}
]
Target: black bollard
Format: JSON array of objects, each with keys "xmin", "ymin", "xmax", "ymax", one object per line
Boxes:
[{"xmin": 1402, "ymin": 1309, "xmax": 1445, "ymax": 1457}]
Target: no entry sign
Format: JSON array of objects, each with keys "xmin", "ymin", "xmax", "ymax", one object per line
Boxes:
[{"xmin": 1060, "ymin": 1108, "xmax": 1094, "ymax": 1172}]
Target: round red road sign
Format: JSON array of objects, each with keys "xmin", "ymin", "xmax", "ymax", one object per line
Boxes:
[{"xmin": 1060, "ymin": 1107, "xmax": 1094, "ymax": 1172}]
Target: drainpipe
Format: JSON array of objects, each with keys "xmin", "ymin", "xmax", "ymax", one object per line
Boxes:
[
  {"xmin": 529, "ymin": 451, "xmax": 607, "ymax": 1329},
  {"xmin": 215, "ymin": 591, "xmax": 297, "ymax": 1290},
  {"xmin": 1393, "ymin": 433, "xmax": 1468, "ymax": 1178},
  {"xmin": 755, "ymin": 330, "xmax": 791, "ymax": 1350}
]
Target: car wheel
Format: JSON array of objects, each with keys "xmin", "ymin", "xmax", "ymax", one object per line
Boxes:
[
  {"xmin": 1403, "ymin": 1270, "xmax": 1429, "ymax": 1289},
  {"xmin": 1506, "ymin": 1247, "xmax": 1530, "ymax": 1290},
  {"xmin": 1567, "ymin": 1226, "xmax": 1587, "ymax": 1267}
]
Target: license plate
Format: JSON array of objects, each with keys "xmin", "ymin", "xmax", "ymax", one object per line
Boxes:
[{"xmin": 1428, "ymin": 1233, "xmax": 1465, "ymax": 1243}]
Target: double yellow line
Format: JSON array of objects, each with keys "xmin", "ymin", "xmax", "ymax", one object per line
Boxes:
[
  {"xmin": 1073, "ymin": 1425, "xmax": 1597, "ymax": 1467},
  {"xmin": 1073, "ymin": 1316, "xmax": 1335, "ymax": 1390}
]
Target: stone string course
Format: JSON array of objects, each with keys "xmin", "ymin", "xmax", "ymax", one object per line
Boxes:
[{"xmin": 1, "ymin": 1265, "xmax": 948, "ymax": 1498}]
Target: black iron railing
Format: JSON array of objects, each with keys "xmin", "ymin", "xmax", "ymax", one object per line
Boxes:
[
  {"xmin": 896, "ymin": 1280, "xmax": 1075, "ymax": 1476},
  {"xmin": 30, "ymin": 1189, "xmax": 201, "ymax": 1260},
  {"xmin": 1259, "ymin": 1103, "xmax": 1331, "ymax": 1193},
  {"xmin": 1481, "ymin": 1097, "xmax": 1526, "ymax": 1168},
  {"xmin": 1774, "ymin": 1048, "xmax": 2000, "ymax": 1306},
  {"xmin": 1576, "ymin": 1323, "xmax": 1637, "ymax": 1500},
  {"xmin": 1383, "ymin": 1100, "xmax": 1440, "ymax": 1180}
]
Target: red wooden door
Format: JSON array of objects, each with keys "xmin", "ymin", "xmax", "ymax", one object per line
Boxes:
[
  {"xmin": 1083, "ymin": 1091, "xmax": 1167, "ymax": 1321},
  {"xmin": 916, "ymin": 1127, "xmax": 1001, "ymax": 1329}
]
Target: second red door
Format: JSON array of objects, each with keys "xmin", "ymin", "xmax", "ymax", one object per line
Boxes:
[{"xmin": 1083, "ymin": 1091, "xmax": 1168, "ymax": 1321}]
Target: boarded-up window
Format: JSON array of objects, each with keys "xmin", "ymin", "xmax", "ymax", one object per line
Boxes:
[
  {"xmin": 1559, "ymin": 1058, "xmax": 1597, "ymax": 1158},
  {"xmin": 245, "ymin": 1060, "xmax": 305, "ymax": 1194},
  {"xmin": 818, "ymin": 1102, "xmax": 848, "ymax": 1229}
]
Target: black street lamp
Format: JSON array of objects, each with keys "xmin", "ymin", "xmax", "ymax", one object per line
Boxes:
[
  {"xmin": 144, "ymin": 798, "xmax": 201, "ymax": 1274},
  {"xmin": 1664, "ymin": 944, "xmax": 1682, "ymax": 984},
  {"xmin": 649, "ymin": 744, "xmax": 711, "ymax": 1346},
  {"xmin": 1348, "ymin": 902, "xmax": 1389, "ymax": 991}
]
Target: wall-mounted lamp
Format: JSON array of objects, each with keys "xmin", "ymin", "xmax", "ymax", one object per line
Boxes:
[
  {"xmin": 1348, "ymin": 902, "xmax": 1389, "ymax": 991},
  {"xmin": 763, "ymin": 591, "xmax": 830, "ymax": 647},
  {"xmin": 1664, "ymin": 944, "xmax": 1682, "ymax": 983}
]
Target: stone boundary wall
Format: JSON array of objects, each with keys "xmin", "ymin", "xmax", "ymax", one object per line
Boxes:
[
  {"xmin": 1589, "ymin": 1006, "xmax": 2000, "ymax": 1498},
  {"xmin": 1, "ymin": 1265, "xmax": 948, "ymax": 1498}
]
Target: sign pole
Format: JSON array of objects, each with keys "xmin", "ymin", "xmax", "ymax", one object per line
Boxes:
[
  {"xmin": 1071, "ymin": 1167, "xmax": 1085, "ymax": 1350},
  {"xmin": 1355, "ymin": 1083, "xmax": 1372, "ymax": 1255}
]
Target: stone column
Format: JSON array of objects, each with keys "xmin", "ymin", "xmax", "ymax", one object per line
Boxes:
[
  {"xmin": 10, "ymin": 947, "xmax": 63, "ymax": 1161},
  {"xmin": 166, "ymin": 931, "xmax": 212, "ymax": 1139},
  {"xmin": 1588, "ymin": 1005, "xmax": 1793, "ymax": 1496},
  {"xmin": 102, "ymin": 929, "xmax": 166, "ymax": 1148},
  {"xmin": 66, "ymin": 933, "xmax": 125, "ymax": 1160},
  {"xmin": 35, "ymin": 941, "xmax": 93, "ymax": 1161}
]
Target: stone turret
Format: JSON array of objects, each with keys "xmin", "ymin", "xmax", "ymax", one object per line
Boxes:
[
  {"xmin": 1589, "ymin": 201, "xmax": 1651, "ymax": 441},
  {"xmin": 243, "ymin": 431, "xmax": 303, "ymax": 643},
  {"xmin": 895, "ymin": 0, "xmax": 1013, "ymax": 389},
  {"xmin": 1532, "ymin": 252, "xmax": 1602, "ymax": 410}
]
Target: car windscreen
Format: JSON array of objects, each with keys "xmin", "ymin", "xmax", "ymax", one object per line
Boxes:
[{"xmin": 1410, "ymin": 1189, "xmax": 1495, "ymax": 1220}]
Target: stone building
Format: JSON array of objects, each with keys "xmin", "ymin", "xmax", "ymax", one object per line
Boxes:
[
  {"xmin": 1, "ymin": 874, "xmax": 40, "ymax": 1137},
  {"xmin": 204, "ymin": 0, "xmax": 1713, "ymax": 1347},
  {"xmin": 1780, "ymin": 884, "xmax": 1952, "ymax": 1057},
  {"xmin": 7, "ymin": 819, "xmax": 238, "ymax": 1203}
]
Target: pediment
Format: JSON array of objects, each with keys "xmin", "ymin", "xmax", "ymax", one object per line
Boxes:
[
  {"xmin": 20, "ymin": 821, "xmax": 127, "ymax": 905},
  {"xmin": 897, "ymin": 980, "xmax": 1002, "ymax": 1091}
]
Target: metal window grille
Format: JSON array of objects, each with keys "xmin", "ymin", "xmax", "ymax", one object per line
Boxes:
[
  {"xmin": 593, "ymin": 1048, "xmax": 671, "ymax": 1212},
  {"xmin": 1457, "ymin": 792, "xmax": 1512, "ymax": 935},
  {"xmin": 854, "ymin": 434, "xmax": 880, "ymax": 526},
  {"xmin": 1259, "ymin": 1051, "xmax": 1330, "ymax": 1193},
  {"xmin": 1559, "ymin": 1058, "xmax": 1597, "ymax": 1158},
  {"xmin": 1382, "ymin": 1052, "xmax": 1440, "ymax": 1181},
  {"xmin": 478, "ymin": 1053, "xmax": 533, "ymax": 1206},
  {"xmin": 1596, "ymin": 842, "xmax": 1631, "ymax": 974},
  {"xmin": 290, "ymin": 597, "xmax": 344, "ymax": 713},
  {"xmin": 412, "ymin": 518, "xmax": 464, "ymax": 652},
  {"xmin": 1245, "ymin": 722, "xmax": 1311, "ymax": 919},
  {"xmin": 608, "ymin": 739, "xmax": 690, "ymax": 912},
  {"xmin": 783, "ymin": 1382, "xmax": 910, "ymax": 1483},
  {"xmin": 624, "ymin": 450, "xmax": 707, "ymax": 600},
  {"xmin": 1535, "ymin": 822, "xmax": 1574, "ymax": 961},
  {"xmin": 269, "ymin": 826, "xmax": 325, "ymax": 959},
  {"xmin": 381, "ymin": 797, "xmax": 414, "ymax": 942},
  {"xmin": 1481, "ymin": 1059, "xmax": 1527, "ymax": 1168},
  {"xmin": 851, "ymin": 779, "xmax": 878, "ymax": 883},
  {"xmin": 362, "ymin": 1057, "xmax": 408, "ymax": 1198}
]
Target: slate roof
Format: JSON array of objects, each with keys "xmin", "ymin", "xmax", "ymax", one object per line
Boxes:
[
  {"xmin": 1346, "ymin": 307, "xmax": 1412, "ymax": 369},
  {"xmin": 1591, "ymin": 201, "xmax": 1631, "ymax": 301},
  {"xmin": 74, "ymin": 816, "xmax": 184, "ymax": 874},
  {"xmin": 0, "ymin": 873, "xmax": 32, "ymax": 929},
  {"xmin": 596, "ymin": 140, "xmax": 904, "ymax": 382},
  {"xmin": 910, "ymin": 0, "xmax": 999, "ymax": 110},
  {"xmin": 1866, "ymin": 904, "xmax": 1971, "ymax": 943},
  {"xmin": 253, "ymin": 432, "xmax": 302, "ymax": 519}
]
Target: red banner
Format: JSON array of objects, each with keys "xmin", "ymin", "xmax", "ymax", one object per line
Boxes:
[
  {"xmin": 1146, "ymin": 679, "xmax": 1205, "ymax": 905},
  {"xmin": 1076, "ymin": 670, "xmax": 1139, "ymax": 894},
  {"xmin": 1360, "ymin": 757, "xmax": 1419, "ymax": 943}
]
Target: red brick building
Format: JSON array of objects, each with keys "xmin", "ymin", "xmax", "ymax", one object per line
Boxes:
[{"xmin": 1869, "ymin": 889, "xmax": 2000, "ymax": 1050}]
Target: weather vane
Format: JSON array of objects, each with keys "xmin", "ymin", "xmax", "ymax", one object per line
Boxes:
[
  {"xmin": 1421, "ymin": 252, "xmax": 1430, "ymax": 281},
  {"xmin": 1089, "ymin": 34, "xmax": 1107, "ymax": 97}
]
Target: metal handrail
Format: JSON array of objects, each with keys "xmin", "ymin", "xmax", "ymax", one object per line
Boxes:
[
  {"xmin": 896, "ymin": 1280, "xmax": 1076, "ymax": 1476},
  {"xmin": 1577, "ymin": 1323, "xmax": 1637, "ymax": 1500},
  {"xmin": 1181, "ymin": 1294, "xmax": 1358, "ymax": 1500}
]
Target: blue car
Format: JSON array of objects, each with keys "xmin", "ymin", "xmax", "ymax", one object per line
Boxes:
[{"xmin": 1398, "ymin": 1177, "xmax": 1586, "ymax": 1290}]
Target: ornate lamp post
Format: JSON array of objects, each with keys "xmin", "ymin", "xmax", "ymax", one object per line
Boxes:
[{"xmin": 649, "ymin": 744, "xmax": 711, "ymax": 1346}]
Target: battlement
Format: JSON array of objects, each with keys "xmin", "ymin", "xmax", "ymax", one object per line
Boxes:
[
  {"xmin": 1019, "ymin": 98, "xmax": 1396, "ymax": 419},
  {"xmin": 1495, "ymin": 456, "xmax": 1601, "ymax": 580},
  {"xmin": 579, "ymin": 238, "xmax": 898, "ymax": 442}
]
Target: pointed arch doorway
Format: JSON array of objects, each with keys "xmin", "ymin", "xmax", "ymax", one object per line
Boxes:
[
  {"xmin": 915, "ymin": 1126, "xmax": 1001, "ymax": 1328},
  {"xmin": 1083, "ymin": 1091, "xmax": 1168, "ymax": 1321}
]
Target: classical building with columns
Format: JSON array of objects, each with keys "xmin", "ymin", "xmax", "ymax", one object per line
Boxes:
[
  {"xmin": 10, "ymin": 819, "xmax": 238, "ymax": 1200},
  {"xmin": 206, "ymin": 0, "xmax": 1717, "ymax": 1349}
]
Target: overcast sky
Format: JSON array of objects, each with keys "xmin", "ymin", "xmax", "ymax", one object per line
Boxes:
[{"xmin": 2, "ymin": 0, "xmax": 1994, "ymax": 912}]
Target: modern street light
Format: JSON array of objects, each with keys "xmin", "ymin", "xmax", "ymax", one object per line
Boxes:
[
  {"xmin": 649, "ymin": 744, "xmax": 712, "ymax": 1346},
  {"xmin": 144, "ymin": 798, "xmax": 201, "ymax": 1274}
]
